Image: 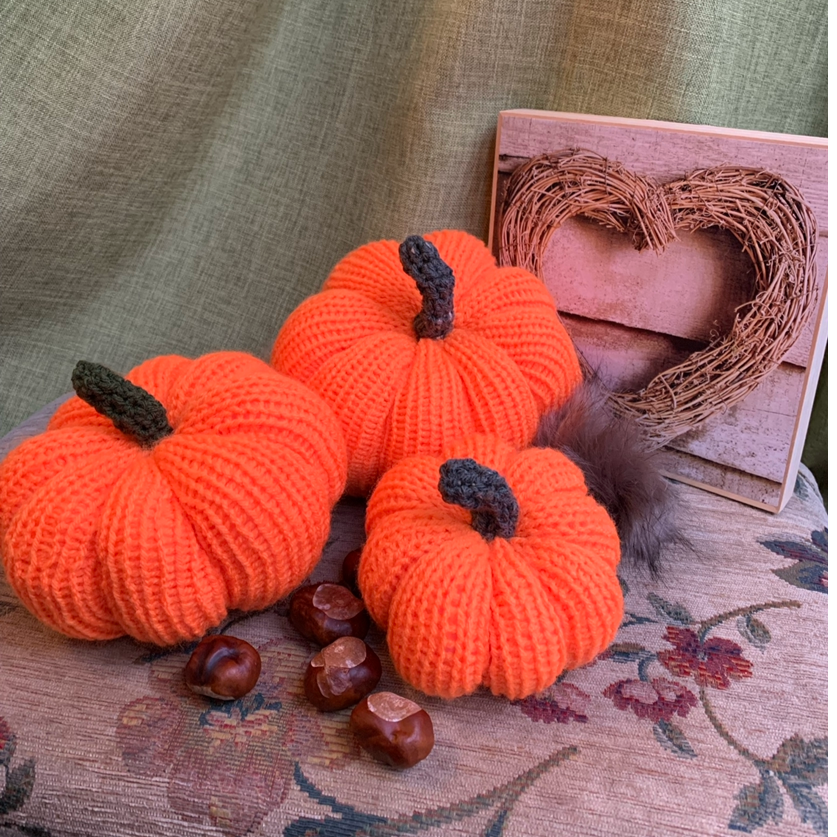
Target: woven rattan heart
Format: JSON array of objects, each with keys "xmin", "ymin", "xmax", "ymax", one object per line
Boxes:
[{"xmin": 498, "ymin": 150, "xmax": 819, "ymax": 446}]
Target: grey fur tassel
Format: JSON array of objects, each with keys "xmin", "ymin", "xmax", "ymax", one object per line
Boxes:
[{"xmin": 535, "ymin": 376, "xmax": 683, "ymax": 577}]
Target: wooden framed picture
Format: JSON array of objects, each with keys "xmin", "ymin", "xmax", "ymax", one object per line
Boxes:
[{"xmin": 489, "ymin": 110, "xmax": 827, "ymax": 512}]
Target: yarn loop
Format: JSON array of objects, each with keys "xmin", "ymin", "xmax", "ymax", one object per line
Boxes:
[
  {"xmin": 399, "ymin": 235, "xmax": 456, "ymax": 340},
  {"xmin": 72, "ymin": 360, "xmax": 173, "ymax": 447},
  {"xmin": 438, "ymin": 458, "xmax": 518, "ymax": 541}
]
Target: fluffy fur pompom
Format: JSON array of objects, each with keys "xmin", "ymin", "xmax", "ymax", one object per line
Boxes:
[{"xmin": 535, "ymin": 376, "xmax": 683, "ymax": 577}]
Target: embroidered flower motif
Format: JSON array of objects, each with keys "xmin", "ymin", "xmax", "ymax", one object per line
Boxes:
[
  {"xmin": 729, "ymin": 735, "xmax": 829, "ymax": 833},
  {"xmin": 603, "ymin": 677, "xmax": 698, "ymax": 722},
  {"xmin": 768, "ymin": 734, "xmax": 828, "ymax": 784},
  {"xmin": 117, "ymin": 636, "xmax": 353, "ymax": 837},
  {"xmin": 761, "ymin": 527, "xmax": 827, "ymax": 594},
  {"xmin": 0, "ymin": 716, "xmax": 36, "ymax": 815},
  {"xmin": 516, "ymin": 682, "xmax": 590, "ymax": 724},
  {"xmin": 658, "ymin": 626, "xmax": 753, "ymax": 689}
]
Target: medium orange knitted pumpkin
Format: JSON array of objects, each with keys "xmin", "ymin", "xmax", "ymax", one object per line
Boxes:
[
  {"xmin": 358, "ymin": 433, "xmax": 622, "ymax": 700},
  {"xmin": 0, "ymin": 352, "xmax": 347, "ymax": 646},
  {"xmin": 272, "ymin": 230, "xmax": 582, "ymax": 496}
]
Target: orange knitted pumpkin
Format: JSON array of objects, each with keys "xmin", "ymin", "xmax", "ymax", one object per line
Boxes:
[
  {"xmin": 272, "ymin": 230, "xmax": 582, "ymax": 496},
  {"xmin": 358, "ymin": 433, "xmax": 622, "ymax": 700},
  {"xmin": 0, "ymin": 352, "xmax": 347, "ymax": 646}
]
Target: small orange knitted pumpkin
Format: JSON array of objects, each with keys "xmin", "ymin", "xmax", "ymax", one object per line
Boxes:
[
  {"xmin": 358, "ymin": 434, "xmax": 622, "ymax": 700},
  {"xmin": 0, "ymin": 352, "xmax": 347, "ymax": 646},
  {"xmin": 272, "ymin": 230, "xmax": 581, "ymax": 496}
]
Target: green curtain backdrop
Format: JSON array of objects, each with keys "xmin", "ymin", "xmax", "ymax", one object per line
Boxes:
[{"xmin": 0, "ymin": 0, "xmax": 827, "ymax": 493}]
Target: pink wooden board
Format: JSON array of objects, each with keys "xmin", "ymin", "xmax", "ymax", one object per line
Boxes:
[{"xmin": 489, "ymin": 110, "xmax": 828, "ymax": 512}]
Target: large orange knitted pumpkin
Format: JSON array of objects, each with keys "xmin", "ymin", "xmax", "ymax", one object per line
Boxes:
[
  {"xmin": 0, "ymin": 352, "xmax": 347, "ymax": 646},
  {"xmin": 358, "ymin": 433, "xmax": 622, "ymax": 700},
  {"xmin": 272, "ymin": 230, "xmax": 582, "ymax": 496}
]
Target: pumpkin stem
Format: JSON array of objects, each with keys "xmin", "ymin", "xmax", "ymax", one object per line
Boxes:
[
  {"xmin": 399, "ymin": 235, "xmax": 455, "ymax": 340},
  {"xmin": 438, "ymin": 458, "xmax": 518, "ymax": 541},
  {"xmin": 72, "ymin": 361, "xmax": 174, "ymax": 447}
]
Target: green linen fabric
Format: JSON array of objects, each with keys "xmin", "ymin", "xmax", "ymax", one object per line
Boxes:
[{"xmin": 0, "ymin": 0, "xmax": 827, "ymax": 485}]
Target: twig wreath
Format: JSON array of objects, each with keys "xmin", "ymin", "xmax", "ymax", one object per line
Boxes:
[{"xmin": 498, "ymin": 150, "xmax": 819, "ymax": 446}]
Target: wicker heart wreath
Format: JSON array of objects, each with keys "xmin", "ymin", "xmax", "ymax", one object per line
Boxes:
[{"xmin": 498, "ymin": 150, "xmax": 819, "ymax": 446}]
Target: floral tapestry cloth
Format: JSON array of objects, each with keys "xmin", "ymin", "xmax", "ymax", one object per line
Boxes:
[{"xmin": 0, "ymin": 409, "xmax": 827, "ymax": 837}]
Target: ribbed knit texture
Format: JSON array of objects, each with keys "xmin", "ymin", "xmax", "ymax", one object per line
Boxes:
[
  {"xmin": 358, "ymin": 434, "xmax": 622, "ymax": 700},
  {"xmin": 0, "ymin": 351, "xmax": 348, "ymax": 646},
  {"xmin": 272, "ymin": 230, "xmax": 582, "ymax": 496}
]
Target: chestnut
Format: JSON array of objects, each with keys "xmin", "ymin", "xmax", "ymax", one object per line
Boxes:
[
  {"xmin": 303, "ymin": 636, "xmax": 382, "ymax": 711},
  {"xmin": 289, "ymin": 582, "xmax": 369, "ymax": 646},
  {"xmin": 184, "ymin": 635, "xmax": 261, "ymax": 700},
  {"xmin": 349, "ymin": 692, "xmax": 434, "ymax": 769},
  {"xmin": 341, "ymin": 548, "xmax": 362, "ymax": 596}
]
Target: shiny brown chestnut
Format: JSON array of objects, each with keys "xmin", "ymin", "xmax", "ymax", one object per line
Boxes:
[
  {"xmin": 289, "ymin": 582, "xmax": 369, "ymax": 646},
  {"xmin": 184, "ymin": 635, "xmax": 261, "ymax": 700},
  {"xmin": 341, "ymin": 549, "xmax": 362, "ymax": 596},
  {"xmin": 304, "ymin": 636, "xmax": 382, "ymax": 711},
  {"xmin": 349, "ymin": 692, "xmax": 434, "ymax": 768}
]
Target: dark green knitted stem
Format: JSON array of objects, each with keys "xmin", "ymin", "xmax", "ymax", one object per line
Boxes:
[
  {"xmin": 72, "ymin": 361, "xmax": 173, "ymax": 447},
  {"xmin": 438, "ymin": 459, "xmax": 519, "ymax": 541},
  {"xmin": 399, "ymin": 235, "xmax": 455, "ymax": 340}
]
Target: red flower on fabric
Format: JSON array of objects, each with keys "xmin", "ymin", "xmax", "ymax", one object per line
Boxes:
[
  {"xmin": 658, "ymin": 626, "xmax": 753, "ymax": 689},
  {"xmin": 516, "ymin": 682, "xmax": 590, "ymax": 724},
  {"xmin": 0, "ymin": 718, "xmax": 11, "ymax": 752},
  {"xmin": 604, "ymin": 677, "xmax": 698, "ymax": 722}
]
